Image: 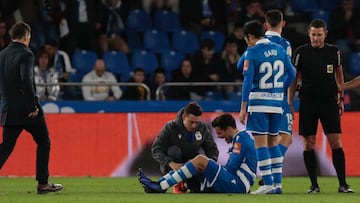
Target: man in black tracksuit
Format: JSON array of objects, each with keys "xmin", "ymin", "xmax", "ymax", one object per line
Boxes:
[
  {"xmin": 151, "ymin": 102, "xmax": 219, "ymax": 193},
  {"xmin": 288, "ymin": 19, "xmax": 353, "ymax": 193}
]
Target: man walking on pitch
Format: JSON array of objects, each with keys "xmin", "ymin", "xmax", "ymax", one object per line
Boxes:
[{"xmin": 0, "ymin": 22, "xmax": 63, "ymax": 194}]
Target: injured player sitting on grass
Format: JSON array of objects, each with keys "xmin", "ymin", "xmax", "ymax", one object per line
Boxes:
[{"xmin": 138, "ymin": 113, "xmax": 258, "ymax": 193}]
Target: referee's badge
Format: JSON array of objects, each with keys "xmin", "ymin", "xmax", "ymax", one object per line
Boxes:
[
  {"xmin": 195, "ymin": 131, "xmax": 202, "ymax": 141},
  {"xmin": 327, "ymin": 64, "xmax": 334, "ymax": 73}
]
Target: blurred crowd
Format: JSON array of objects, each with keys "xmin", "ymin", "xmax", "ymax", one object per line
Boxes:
[{"xmin": 1, "ymin": 0, "xmax": 360, "ymax": 107}]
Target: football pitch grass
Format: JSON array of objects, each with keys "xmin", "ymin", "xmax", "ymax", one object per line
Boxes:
[{"xmin": 0, "ymin": 176, "xmax": 358, "ymax": 203}]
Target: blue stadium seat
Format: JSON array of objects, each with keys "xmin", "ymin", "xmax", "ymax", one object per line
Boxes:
[
  {"xmin": 103, "ymin": 51, "xmax": 131, "ymax": 82},
  {"xmin": 172, "ymin": 30, "xmax": 199, "ymax": 55},
  {"xmin": 227, "ymin": 91, "xmax": 242, "ymax": 101},
  {"xmin": 319, "ymin": 0, "xmax": 342, "ymax": 11},
  {"xmin": 72, "ymin": 49, "xmax": 97, "ymax": 73},
  {"xmin": 160, "ymin": 51, "xmax": 185, "ymax": 78},
  {"xmin": 291, "ymin": 0, "xmax": 318, "ymax": 12},
  {"xmin": 143, "ymin": 29, "xmax": 170, "ymax": 53},
  {"xmin": 126, "ymin": 29, "xmax": 142, "ymax": 52},
  {"xmin": 200, "ymin": 31, "xmax": 225, "ymax": 53},
  {"xmin": 204, "ymin": 91, "xmax": 224, "ymax": 101},
  {"xmin": 153, "ymin": 10, "xmax": 182, "ymax": 33},
  {"xmin": 349, "ymin": 52, "xmax": 360, "ymax": 75},
  {"xmin": 311, "ymin": 10, "xmax": 330, "ymax": 26},
  {"xmin": 131, "ymin": 50, "xmax": 159, "ymax": 76},
  {"xmin": 127, "ymin": 9, "xmax": 152, "ymax": 32}
]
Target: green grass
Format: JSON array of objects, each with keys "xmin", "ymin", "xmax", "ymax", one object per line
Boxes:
[{"xmin": 0, "ymin": 176, "xmax": 358, "ymax": 203}]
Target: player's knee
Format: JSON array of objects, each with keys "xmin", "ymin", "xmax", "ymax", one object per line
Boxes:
[
  {"xmin": 191, "ymin": 155, "xmax": 209, "ymax": 170},
  {"xmin": 280, "ymin": 134, "xmax": 292, "ymax": 147}
]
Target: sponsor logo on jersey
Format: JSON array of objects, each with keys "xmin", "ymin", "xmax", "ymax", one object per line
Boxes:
[
  {"xmin": 244, "ymin": 60, "xmax": 249, "ymax": 71},
  {"xmin": 232, "ymin": 142, "xmax": 241, "ymax": 154}
]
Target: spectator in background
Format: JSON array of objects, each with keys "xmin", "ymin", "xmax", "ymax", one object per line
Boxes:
[
  {"xmin": 167, "ymin": 58, "xmax": 201, "ymax": 100},
  {"xmin": 328, "ymin": 0, "xmax": 360, "ymax": 73},
  {"xmin": 179, "ymin": 0, "xmax": 227, "ymax": 36},
  {"xmin": 221, "ymin": 37, "xmax": 242, "ymax": 96},
  {"xmin": 31, "ymin": 0, "xmax": 62, "ymax": 52},
  {"xmin": 43, "ymin": 39, "xmax": 75, "ymax": 82},
  {"xmin": 228, "ymin": 21, "xmax": 248, "ymax": 55},
  {"xmin": 61, "ymin": 0, "xmax": 102, "ymax": 56},
  {"xmin": 236, "ymin": 0, "xmax": 264, "ymax": 28},
  {"xmin": 98, "ymin": 0, "xmax": 130, "ymax": 55},
  {"xmin": 82, "ymin": 59, "xmax": 122, "ymax": 101},
  {"xmin": 143, "ymin": 0, "xmax": 179, "ymax": 14},
  {"xmin": 122, "ymin": 67, "xmax": 148, "ymax": 100},
  {"xmin": 0, "ymin": 19, "xmax": 10, "ymax": 50},
  {"xmin": 149, "ymin": 68, "xmax": 167, "ymax": 100},
  {"xmin": 191, "ymin": 38, "xmax": 226, "ymax": 94},
  {"xmin": 34, "ymin": 49, "xmax": 60, "ymax": 101}
]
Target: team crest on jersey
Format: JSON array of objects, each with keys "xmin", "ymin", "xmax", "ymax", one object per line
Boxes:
[
  {"xmin": 195, "ymin": 131, "xmax": 202, "ymax": 141},
  {"xmin": 327, "ymin": 64, "xmax": 334, "ymax": 73},
  {"xmin": 178, "ymin": 134, "xmax": 182, "ymax": 139},
  {"xmin": 243, "ymin": 60, "xmax": 249, "ymax": 71},
  {"xmin": 232, "ymin": 142, "xmax": 241, "ymax": 154}
]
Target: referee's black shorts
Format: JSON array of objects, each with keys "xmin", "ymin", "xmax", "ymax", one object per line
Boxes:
[{"xmin": 299, "ymin": 97, "xmax": 341, "ymax": 136}]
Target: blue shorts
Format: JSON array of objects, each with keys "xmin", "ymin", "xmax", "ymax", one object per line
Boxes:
[
  {"xmin": 279, "ymin": 104, "xmax": 293, "ymax": 135},
  {"xmin": 197, "ymin": 160, "xmax": 248, "ymax": 193},
  {"xmin": 246, "ymin": 112, "xmax": 281, "ymax": 136}
]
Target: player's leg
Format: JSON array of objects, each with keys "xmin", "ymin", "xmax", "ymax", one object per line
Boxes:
[
  {"xmin": 299, "ymin": 98, "xmax": 320, "ymax": 193},
  {"xmin": 165, "ymin": 145, "xmax": 188, "ymax": 193},
  {"xmin": 0, "ymin": 126, "xmax": 22, "ymax": 169},
  {"xmin": 138, "ymin": 154, "xmax": 207, "ymax": 193},
  {"xmin": 200, "ymin": 160, "xmax": 249, "ymax": 193},
  {"xmin": 268, "ymin": 113, "xmax": 283, "ymax": 194},
  {"xmin": 278, "ymin": 106, "xmax": 293, "ymax": 155},
  {"xmin": 247, "ymin": 113, "xmax": 275, "ymax": 194}
]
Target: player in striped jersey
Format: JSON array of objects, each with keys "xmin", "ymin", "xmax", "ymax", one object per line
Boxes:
[{"xmin": 239, "ymin": 20, "xmax": 295, "ymax": 194}]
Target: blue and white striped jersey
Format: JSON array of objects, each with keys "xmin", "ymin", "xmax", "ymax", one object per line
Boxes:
[
  {"xmin": 241, "ymin": 38, "xmax": 295, "ymax": 113},
  {"xmin": 224, "ymin": 130, "xmax": 257, "ymax": 187}
]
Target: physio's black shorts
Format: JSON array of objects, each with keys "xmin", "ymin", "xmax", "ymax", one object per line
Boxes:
[{"xmin": 299, "ymin": 97, "xmax": 341, "ymax": 136}]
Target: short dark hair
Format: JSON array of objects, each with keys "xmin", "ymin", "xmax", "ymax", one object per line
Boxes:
[
  {"xmin": 134, "ymin": 67, "xmax": 145, "ymax": 73},
  {"xmin": 265, "ymin": 9, "xmax": 283, "ymax": 28},
  {"xmin": 184, "ymin": 102, "xmax": 202, "ymax": 117},
  {"xmin": 200, "ymin": 38, "xmax": 215, "ymax": 50},
  {"xmin": 44, "ymin": 39, "xmax": 59, "ymax": 48},
  {"xmin": 211, "ymin": 114, "xmax": 237, "ymax": 130},
  {"xmin": 242, "ymin": 20, "xmax": 264, "ymax": 39},
  {"xmin": 309, "ymin": 18, "xmax": 327, "ymax": 30},
  {"xmin": 9, "ymin": 22, "xmax": 31, "ymax": 40}
]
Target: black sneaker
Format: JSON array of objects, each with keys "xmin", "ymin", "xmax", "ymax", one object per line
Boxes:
[
  {"xmin": 307, "ymin": 185, "xmax": 320, "ymax": 193},
  {"xmin": 338, "ymin": 185, "xmax": 354, "ymax": 193}
]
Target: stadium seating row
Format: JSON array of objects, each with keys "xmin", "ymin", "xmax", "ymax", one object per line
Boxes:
[{"xmin": 69, "ymin": 49, "xmax": 186, "ymax": 82}]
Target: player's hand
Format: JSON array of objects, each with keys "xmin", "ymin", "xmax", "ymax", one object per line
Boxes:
[
  {"xmin": 28, "ymin": 108, "xmax": 39, "ymax": 118},
  {"xmin": 289, "ymin": 105, "xmax": 295, "ymax": 120},
  {"xmin": 239, "ymin": 110, "xmax": 246, "ymax": 125}
]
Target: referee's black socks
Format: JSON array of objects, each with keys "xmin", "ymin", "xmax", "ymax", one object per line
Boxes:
[
  {"xmin": 332, "ymin": 148, "xmax": 346, "ymax": 186},
  {"xmin": 303, "ymin": 150, "xmax": 318, "ymax": 187}
]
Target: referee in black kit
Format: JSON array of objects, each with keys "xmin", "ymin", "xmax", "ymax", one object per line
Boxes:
[{"xmin": 288, "ymin": 19, "xmax": 354, "ymax": 194}]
